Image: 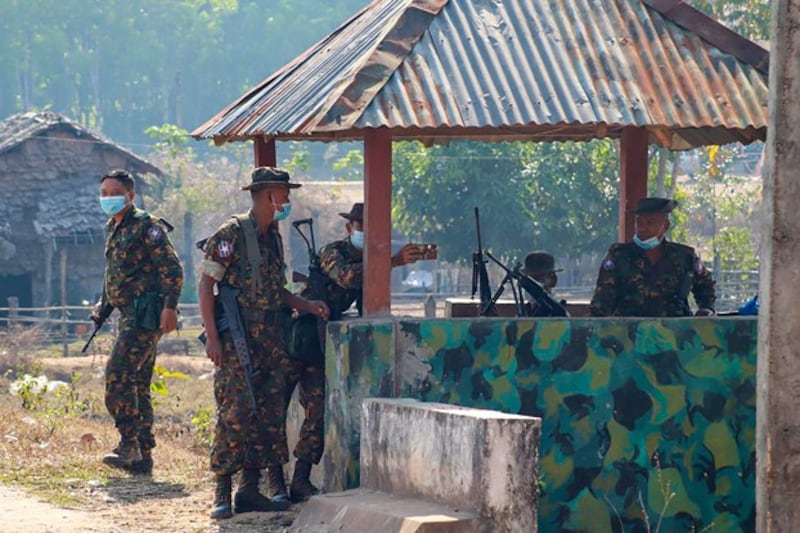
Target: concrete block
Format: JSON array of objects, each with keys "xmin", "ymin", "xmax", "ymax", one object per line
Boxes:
[
  {"xmin": 360, "ymin": 398, "xmax": 540, "ymax": 532},
  {"xmin": 289, "ymin": 489, "xmax": 482, "ymax": 533}
]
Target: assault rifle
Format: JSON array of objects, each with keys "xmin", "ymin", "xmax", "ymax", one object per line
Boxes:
[
  {"xmin": 471, "ymin": 207, "xmax": 495, "ymax": 316},
  {"xmin": 485, "ymin": 252, "xmax": 568, "ymax": 317},
  {"xmin": 216, "ymin": 285, "xmax": 258, "ymax": 411},
  {"xmin": 81, "ymin": 302, "xmax": 114, "ymax": 354},
  {"xmin": 292, "ymin": 218, "xmax": 328, "ymax": 346}
]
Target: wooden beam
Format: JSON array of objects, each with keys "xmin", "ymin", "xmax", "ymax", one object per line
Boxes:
[
  {"xmin": 254, "ymin": 136, "xmax": 277, "ymax": 167},
  {"xmin": 363, "ymin": 129, "xmax": 393, "ymax": 317},
  {"xmin": 618, "ymin": 127, "xmax": 649, "ymax": 241}
]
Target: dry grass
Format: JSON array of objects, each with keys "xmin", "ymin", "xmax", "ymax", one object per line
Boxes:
[{"xmin": 0, "ymin": 337, "xmax": 300, "ymax": 532}]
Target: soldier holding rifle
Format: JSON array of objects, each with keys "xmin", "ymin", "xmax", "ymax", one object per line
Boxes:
[
  {"xmin": 197, "ymin": 167, "xmax": 328, "ymax": 519},
  {"xmin": 94, "ymin": 169, "xmax": 184, "ymax": 475}
]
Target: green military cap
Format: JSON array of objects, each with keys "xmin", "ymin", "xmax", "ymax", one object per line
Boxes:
[
  {"xmin": 633, "ymin": 197, "xmax": 677, "ymax": 214},
  {"xmin": 523, "ymin": 251, "xmax": 562, "ymax": 276},
  {"xmin": 242, "ymin": 166, "xmax": 301, "ymax": 191}
]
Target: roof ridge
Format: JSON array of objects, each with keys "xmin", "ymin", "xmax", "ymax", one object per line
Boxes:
[
  {"xmin": 314, "ymin": 0, "xmax": 449, "ymax": 131},
  {"xmin": 643, "ymin": 0, "xmax": 769, "ymax": 74}
]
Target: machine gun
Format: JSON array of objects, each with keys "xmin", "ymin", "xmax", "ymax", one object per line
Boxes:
[
  {"xmin": 292, "ymin": 218, "xmax": 328, "ymax": 350},
  {"xmin": 471, "ymin": 207, "xmax": 495, "ymax": 316},
  {"xmin": 485, "ymin": 252, "xmax": 568, "ymax": 317},
  {"xmin": 81, "ymin": 302, "xmax": 114, "ymax": 354}
]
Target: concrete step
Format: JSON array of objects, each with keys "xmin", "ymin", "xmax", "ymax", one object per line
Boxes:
[{"xmin": 288, "ymin": 489, "xmax": 483, "ymax": 533}]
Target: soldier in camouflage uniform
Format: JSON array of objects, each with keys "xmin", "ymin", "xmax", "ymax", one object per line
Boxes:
[
  {"xmin": 590, "ymin": 197, "xmax": 716, "ymax": 317},
  {"xmin": 198, "ymin": 167, "xmax": 328, "ymax": 519},
  {"xmin": 522, "ymin": 251, "xmax": 562, "ymax": 317},
  {"xmin": 276, "ymin": 202, "xmax": 421, "ymax": 502},
  {"xmin": 94, "ymin": 169, "xmax": 184, "ymax": 474}
]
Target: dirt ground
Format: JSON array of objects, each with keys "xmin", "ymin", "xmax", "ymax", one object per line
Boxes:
[
  {"xmin": 0, "ymin": 483, "xmax": 301, "ymax": 533},
  {"xmin": 0, "ymin": 353, "xmax": 303, "ymax": 533}
]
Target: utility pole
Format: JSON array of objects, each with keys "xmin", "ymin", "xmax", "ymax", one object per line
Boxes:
[{"xmin": 757, "ymin": 1, "xmax": 800, "ymax": 530}]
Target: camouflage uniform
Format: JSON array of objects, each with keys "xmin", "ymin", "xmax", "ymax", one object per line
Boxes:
[
  {"xmin": 316, "ymin": 238, "xmax": 363, "ymax": 319},
  {"xmin": 201, "ymin": 211, "xmax": 290, "ymax": 476},
  {"xmin": 103, "ymin": 206, "xmax": 183, "ymax": 453},
  {"xmin": 282, "ymin": 237, "xmax": 363, "ymax": 465},
  {"xmin": 589, "ymin": 240, "xmax": 716, "ymax": 317}
]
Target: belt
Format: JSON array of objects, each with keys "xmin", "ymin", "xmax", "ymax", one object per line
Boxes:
[{"xmin": 240, "ymin": 306, "xmax": 286, "ymax": 325}]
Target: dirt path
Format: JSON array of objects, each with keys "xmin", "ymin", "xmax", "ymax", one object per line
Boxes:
[
  {"xmin": 0, "ymin": 483, "xmax": 300, "ymax": 533},
  {"xmin": 0, "ymin": 485, "xmax": 118, "ymax": 533}
]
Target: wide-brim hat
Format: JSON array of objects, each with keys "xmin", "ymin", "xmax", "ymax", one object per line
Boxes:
[
  {"xmin": 523, "ymin": 251, "xmax": 563, "ymax": 276},
  {"xmin": 242, "ymin": 166, "xmax": 301, "ymax": 191},
  {"xmin": 631, "ymin": 197, "xmax": 677, "ymax": 214},
  {"xmin": 339, "ymin": 202, "xmax": 364, "ymax": 222}
]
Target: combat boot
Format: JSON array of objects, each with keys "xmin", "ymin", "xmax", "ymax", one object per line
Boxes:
[
  {"xmin": 290, "ymin": 459, "xmax": 319, "ymax": 502},
  {"xmin": 102, "ymin": 440, "xmax": 142, "ymax": 469},
  {"xmin": 128, "ymin": 449, "xmax": 153, "ymax": 476},
  {"xmin": 210, "ymin": 475, "xmax": 233, "ymax": 519},
  {"xmin": 266, "ymin": 464, "xmax": 291, "ymax": 504},
  {"xmin": 233, "ymin": 468, "xmax": 291, "ymax": 513}
]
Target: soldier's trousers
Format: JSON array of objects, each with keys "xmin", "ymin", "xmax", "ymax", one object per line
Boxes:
[
  {"xmin": 105, "ymin": 320, "xmax": 161, "ymax": 451},
  {"xmin": 282, "ymin": 359, "xmax": 325, "ymax": 464},
  {"xmin": 211, "ymin": 325, "xmax": 289, "ymax": 476}
]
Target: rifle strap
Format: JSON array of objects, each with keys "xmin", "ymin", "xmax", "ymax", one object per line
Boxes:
[{"xmin": 234, "ymin": 213, "xmax": 265, "ymax": 291}]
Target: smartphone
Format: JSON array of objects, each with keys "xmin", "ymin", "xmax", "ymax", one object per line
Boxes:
[{"xmin": 417, "ymin": 244, "xmax": 438, "ymax": 260}]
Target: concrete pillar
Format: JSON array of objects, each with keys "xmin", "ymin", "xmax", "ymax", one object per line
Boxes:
[
  {"xmin": 618, "ymin": 127, "xmax": 649, "ymax": 242},
  {"xmin": 363, "ymin": 129, "xmax": 393, "ymax": 316},
  {"xmin": 254, "ymin": 136, "xmax": 277, "ymax": 167},
  {"xmin": 361, "ymin": 398, "xmax": 540, "ymax": 532},
  {"xmin": 757, "ymin": 1, "xmax": 800, "ymax": 531}
]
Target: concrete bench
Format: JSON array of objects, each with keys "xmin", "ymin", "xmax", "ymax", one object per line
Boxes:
[{"xmin": 292, "ymin": 398, "xmax": 540, "ymax": 532}]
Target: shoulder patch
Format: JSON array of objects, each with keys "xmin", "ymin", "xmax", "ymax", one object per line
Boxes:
[
  {"xmin": 215, "ymin": 240, "xmax": 234, "ymax": 259},
  {"xmin": 601, "ymin": 257, "xmax": 615, "ymax": 271},
  {"xmin": 146, "ymin": 225, "xmax": 163, "ymax": 242}
]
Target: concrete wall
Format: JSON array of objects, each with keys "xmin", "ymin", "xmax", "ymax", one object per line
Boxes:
[
  {"xmin": 323, "ymin": 317, "xmax": 758, "ymax": 533},
  {"xmin": 361, "ymin": 398, "xmax": 540, "ymax": 532}
]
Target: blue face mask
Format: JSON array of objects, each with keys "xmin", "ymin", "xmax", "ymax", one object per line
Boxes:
[
  {"xmin": 350, "ymin": 230, "xmax": 364, "ymax": 250},
  {"xmin": 633, "ymin": 234, "xmax": 662, "ymax": 250},
  {"xmin": 99, "ymin": 195, "xmax": 128, "ymax": 216},
  {"xmin": 273, "ymin": 202, "xmax": 291, "ymax": 221}
]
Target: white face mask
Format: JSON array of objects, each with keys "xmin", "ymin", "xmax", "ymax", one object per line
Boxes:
[{"xmin": 350, "ymin": 230, "xmax": 364, "ymax": 250}]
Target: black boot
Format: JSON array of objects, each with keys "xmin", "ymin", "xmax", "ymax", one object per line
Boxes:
[
  {"xmin": 290, "ymin": 459, "xmax": 319, "ymax": 502},
  {"xmin": 234, "ymin": 468, "xmax": 289, "ymax": 513},
  {"xmin": 266, "ymin": 465, "xmax": 291, "ymax": 504},
  {"xmin": 102, "ymin": 440, "xmax": 142, "ymax": 469},
  {"xmin": 210, "ymin": 475, "xmax": 233, "ymax": 519},
  {"xmin": 127, "ymin": 449, "xmax": 153, "ymax": 476}
]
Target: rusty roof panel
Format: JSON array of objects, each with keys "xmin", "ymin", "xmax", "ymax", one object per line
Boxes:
[{"xmin": 192, "ymin": 0, "xmax": 768, "ymax": 149}]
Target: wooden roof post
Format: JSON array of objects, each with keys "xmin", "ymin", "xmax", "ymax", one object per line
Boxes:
[
  {"xmin": 254, "ymin": 136, "xmax": 277, "ymax": 167},
  {"xmin": 757, "ymin": 0, "xmax": 800, "ymax": 529},
  {"xmin": 618, "ymin": 127, "xmax": 649, "ymax": 242},
  {"xmin": 363, "ymin": 128, "xmax": 393, "ymax": 316}
]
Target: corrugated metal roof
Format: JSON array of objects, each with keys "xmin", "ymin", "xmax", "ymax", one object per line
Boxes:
[{"xmin": 192, "ymin": 0, "xmax": 768, "ymax": 150}]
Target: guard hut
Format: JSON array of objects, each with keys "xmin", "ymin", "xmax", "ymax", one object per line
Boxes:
[{"xmin": 193, "ymin": 1, "xmax": 767, "ymax": 530}]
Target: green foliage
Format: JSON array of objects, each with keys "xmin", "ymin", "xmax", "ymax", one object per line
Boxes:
[
  {"xmin": 392, "ymin": 140, "xmax": 618, "ymax": 273},
  {"xmin": 10, "ymin": 372, "xmax": 92, "ymax": 437},
  {"xmin": 0, "ymin": 0, "xmax": 367, "ymax": 147},
  {"xmin": 688, "ymin": 0, "xmax": 771, "ymax": 40},
  {"xmin": 150, "ymin": 365, "xmax": 189, "ymax": 398},
  {"xmin": 332, "ymin": 149, "xmax": 364, "ymax": 181},
  {"xmin": 190, "ymin": 405, "xmax": 215, "ymax": 450}
]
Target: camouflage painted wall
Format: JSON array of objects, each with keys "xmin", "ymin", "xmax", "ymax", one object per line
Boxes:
[{"xmin": 323, "ymin": 317, "xmax": 757, "ymax": 533}]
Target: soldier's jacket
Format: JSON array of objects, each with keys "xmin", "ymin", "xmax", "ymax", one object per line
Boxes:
[
  {"xmin": 200, "ymin": 210, "xmax": 286, "ymax": 311},
  {"xmin": 103, "ymin": 206, "xmax": 183, "ymax": 310},
  {"xmin": 589, "ymin": 240, "xmax": 716, "ymax": 317},
  {"xmin": 302, "ymin": 238, "xmax": 362, "ymax": 320}
]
